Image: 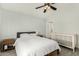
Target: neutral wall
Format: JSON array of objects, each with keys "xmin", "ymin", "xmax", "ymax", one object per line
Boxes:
[
  {"xmin": 0, "ymin": 11, "xmax": 1, "ymax": 40},
  {"xmin": 0, "ymin": 3, "xmax": 47, "ymax": 40},
  {"xmin": 46, "ymin": 3, "xmax": 79, "ymax": 48},
  {"xmin": 0, "ymin": 3, "xmax": 79, "ymax": 48}
]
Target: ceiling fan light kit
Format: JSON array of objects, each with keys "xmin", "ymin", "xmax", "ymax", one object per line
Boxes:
[
  {"xmin": 36, "ymin": 3, "xmax": 57, "ymax": 13},
  {"xmin": 43, "ymin": 6, "xmax": 48, "ymax": 13}
]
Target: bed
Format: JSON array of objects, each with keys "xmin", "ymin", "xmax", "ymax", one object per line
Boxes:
[{"xmin": 14, "ymin": 32, "xmax": 61, "ymax": 56}]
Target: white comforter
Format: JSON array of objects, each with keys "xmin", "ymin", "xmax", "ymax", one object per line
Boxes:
[{"xmin": 14, "ymin": 35, "xmax": 60, "ymax": 56}]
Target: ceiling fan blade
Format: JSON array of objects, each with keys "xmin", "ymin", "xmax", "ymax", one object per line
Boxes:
[
  {"xmin": 43, "ymin": 9, "xmax": 47, "ymax": 13},
  {"xmin": 50, "ymin": 5, "xmax": 57, "ymax": 10},
  {"xmin": 36, "ymin": 5, "xmax": 46, "ymax": 9}
]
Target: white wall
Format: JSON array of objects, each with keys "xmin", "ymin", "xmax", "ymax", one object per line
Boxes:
[
  {"xmin": 46, "ymin": 3, "xmax": 79, "ymax": 48},
  {"xmin": 0, "ymin": 4, "xmax": 2, "ymax": 40},
  {"xmin": 0, "ymin": 3, "xmax": 47, "ymax": 40},
  {"xmin": 0, "ymin": 3, "xmax": 79, "ymax": 48}
]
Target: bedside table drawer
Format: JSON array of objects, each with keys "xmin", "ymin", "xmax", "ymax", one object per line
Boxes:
[{"xmin": 3, "ymin": 44, "xmax": 15, "ymax": 51}]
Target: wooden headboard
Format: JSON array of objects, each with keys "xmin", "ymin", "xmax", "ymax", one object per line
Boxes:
[{"xmin": 17, "ymin": 31, "xmax": 36, "ymax": 38}]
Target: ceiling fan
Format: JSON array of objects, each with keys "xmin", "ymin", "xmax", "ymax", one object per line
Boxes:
[{"xmin": 35, "ymin": 3, "xmax": 57, "ymax": 13}]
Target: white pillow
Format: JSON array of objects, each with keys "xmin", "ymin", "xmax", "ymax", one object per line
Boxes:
[
  {"xmin": 29, "ymin": 33, "xmax": 37, "ymax": 36},
  {"xmin": 20, "ymin": 33, "xmax": 30, "ymax": 38},
  {"xmin": 20, "ymin": 32, "xmax": 38, "ymax": 38},
  {"xmin": 20, "ymin": 33, "xmax": 37, "ymax": 38}
]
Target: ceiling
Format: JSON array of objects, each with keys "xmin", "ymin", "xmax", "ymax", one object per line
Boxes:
[{"xmin": 0, "ymin": 3, "xmax": 48, "ymax": 19}]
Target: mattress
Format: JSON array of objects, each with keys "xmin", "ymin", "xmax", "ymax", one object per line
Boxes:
[{"xmin": 14, "ymin": 34, "xmax": 61, "ymax": 56}]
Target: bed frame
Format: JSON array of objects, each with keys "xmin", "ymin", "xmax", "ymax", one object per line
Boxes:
[
  {"xmin": 17, "ymin": 31, "xmax": 36, "ymax": 38},
  {"xmin": 45, "ymin": 49, "xmax": 59, "ymax": 56},
  {"xmin": 17, "ymin": 31, "xmax": 60, "ymax": 56}
]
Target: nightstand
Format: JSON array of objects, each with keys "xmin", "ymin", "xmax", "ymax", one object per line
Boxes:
[{"xmin": 1, "ymin": 39, "xmax": 15, "ymax": 52}]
